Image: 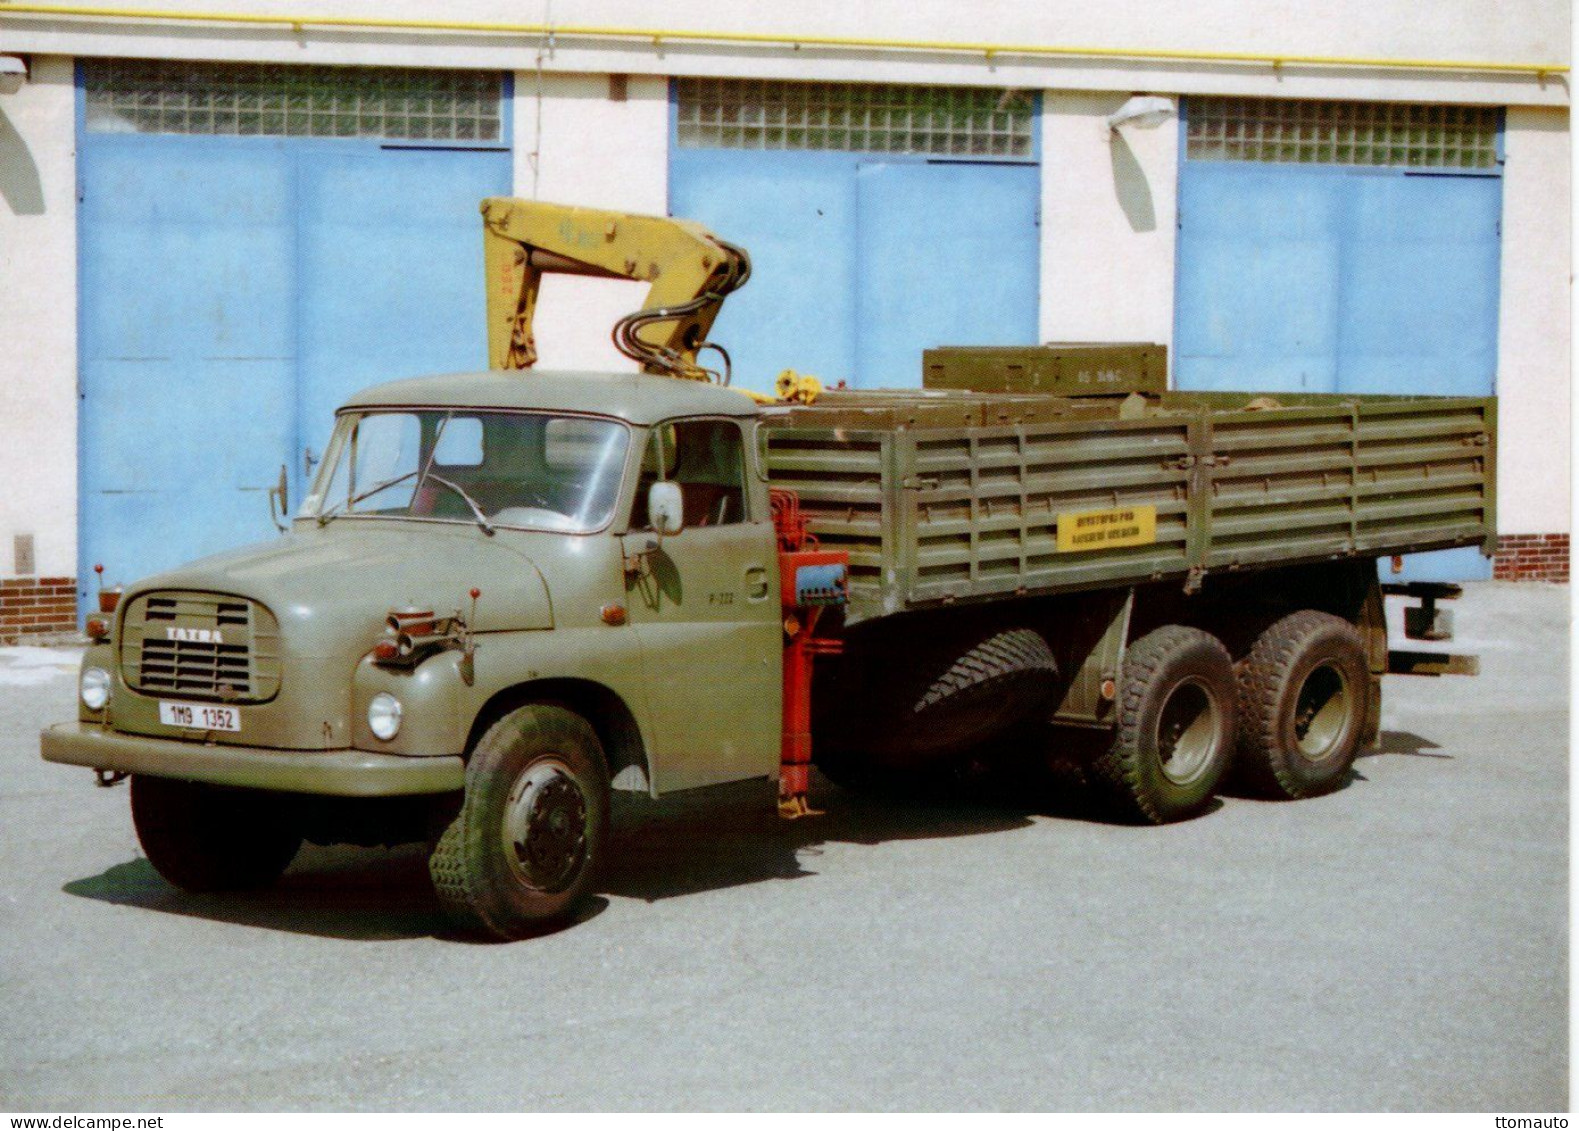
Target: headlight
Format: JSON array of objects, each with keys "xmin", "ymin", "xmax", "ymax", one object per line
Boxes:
[
  {"xmin": 368, "ymin": 693, "xmax": 402, "ymax": 741},
  {"xmin": 81, "ymin": 667, "xmax": 112, "ymax": 711}
]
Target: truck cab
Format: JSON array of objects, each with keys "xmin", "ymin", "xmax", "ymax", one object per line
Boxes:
[{"xmin": 44, "ymin": 370, "xmax": 783, "ymax": 934}]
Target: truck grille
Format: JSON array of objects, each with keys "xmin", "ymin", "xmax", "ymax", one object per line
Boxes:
[{"xmin": 119, "ymin": 592, "xmax": 283, "ymax": 703}]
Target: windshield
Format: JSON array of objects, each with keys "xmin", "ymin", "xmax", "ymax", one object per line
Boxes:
[{"xmin": 302, "ymin": 410, "xmax": 630, "ymax": 534}]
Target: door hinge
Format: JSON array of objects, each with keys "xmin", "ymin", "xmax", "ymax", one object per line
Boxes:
[{"xmin": 1166, "ymin": 454, "xmax": 1230, "ymax": 471}]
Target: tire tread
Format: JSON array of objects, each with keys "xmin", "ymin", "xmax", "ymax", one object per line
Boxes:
[
  {"xmin": 915, "ymin": 628, "xmax": 1057, "ymax": 712},
  {"xmin": 429, "ymin": 704, "xmax": 609, "ymax": 940},
  {"xmin": 1092, "ymin": 625, "xmax": 1235, "ymax": 825},
  {"xmin": 1235, "ymin": 609, "xmax": 1368, "ymax": 800}
]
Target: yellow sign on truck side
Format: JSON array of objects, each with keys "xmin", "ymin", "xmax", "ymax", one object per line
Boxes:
[{"xmin": 1057, "ymin": 504, "xmax": 1159, "ymax": 553}]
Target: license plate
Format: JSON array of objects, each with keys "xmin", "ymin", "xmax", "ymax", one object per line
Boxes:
[{"xmin": 159, "ymin": 701, "xmax": 241, "ymax": 733}]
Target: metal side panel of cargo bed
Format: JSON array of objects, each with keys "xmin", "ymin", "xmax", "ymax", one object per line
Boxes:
[{"xmin": 761, "ymin": 391, "xmax": 1495, "ymax": 624}]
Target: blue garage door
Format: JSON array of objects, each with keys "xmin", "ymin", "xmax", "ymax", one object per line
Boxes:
[
  {"xmin": 78, "ymin": 61, "xmax": 510, "ymax": 604},
  {"xmin": 671, "ymin": 79, "xmax": 1040, "ymax": 393},
  {"xmin": 1175, "ymin": 97, "xmax": 1503, "ymax": 580}
]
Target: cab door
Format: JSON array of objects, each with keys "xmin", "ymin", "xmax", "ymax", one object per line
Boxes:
[{"xmin": 623, "ymin": 418, "xmax": 782, "ymax": 792}]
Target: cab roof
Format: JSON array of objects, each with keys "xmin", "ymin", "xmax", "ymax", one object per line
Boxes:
[{"xmin": 341, "ymin": 370, "xmax": 762, "ymax": 426}]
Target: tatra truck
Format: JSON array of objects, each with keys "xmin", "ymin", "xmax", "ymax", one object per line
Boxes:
[{"xmin": 42, "ymin": 199, "xmax": 1494, "ymax": 939}]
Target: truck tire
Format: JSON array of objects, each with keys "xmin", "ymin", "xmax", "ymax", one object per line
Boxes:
[
  {"xmin": 1093, "ymin": 626, "xmax": 1236, "ymax": 824},
  {"xmin": 130, "ymin": 775, "xmax": 301, "ymax": 892},
  {"xmin": 829, "ymin": 627, "xmax": 1058, "ymax": 768},
  {"xmin": 1234, "ymin": 610, "xmax": 1369, "ymax": 800},
  {"xmin": 429, "ymin": 704, "xmax": 610, "ymax": 940}
]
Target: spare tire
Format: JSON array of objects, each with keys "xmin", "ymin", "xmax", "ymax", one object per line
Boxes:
[{"xmin": 819, "ymin": 627, "xmax": 1058, "ymax": 770}]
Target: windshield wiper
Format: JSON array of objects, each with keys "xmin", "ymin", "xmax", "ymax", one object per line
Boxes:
[
  {"xmin": 316, "ymin": 468, "xmax": 494, "ymax": 536},
  {"xmin": 425, "ymin": 472, "xmax": 495, "ymax": 536},
  {"xmin": 314, "ymin": 413, "xmax": 495, "ymax": 534},
  {"xmin": 316, "ymin": 469, "xmax": 420, "ymax": 526}
]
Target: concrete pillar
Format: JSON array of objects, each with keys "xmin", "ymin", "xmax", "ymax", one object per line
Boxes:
[
  {"xmin": 0, "ymin": 55, "xmax": 79, "ymax": 636},
  {"xmin": 511, "ymin": 72, "xmax": 671, "ymax": 372},
  {"xmin": 1038, "ymin": 91, "xmax": 1180, "ymax": 362}
]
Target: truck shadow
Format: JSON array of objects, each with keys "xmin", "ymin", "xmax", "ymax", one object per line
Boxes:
[
  {"xmin": 1361, "ymin": 730, "xmax": 1451, "ymax": 759},
  {"xmin": 61, "ymin": 774, "xmax": 1050, "ymax": 942},
  {"xmin": 61, "ymin": 730, "xmax": 1435, "ymax": 940},
  {"xmin": 602, "ymin": 776, "xmax": 1042, "ymax": 903},
  {"xmin": 62, "ymin": 848, "xmax": 455, "ymax": 942}
]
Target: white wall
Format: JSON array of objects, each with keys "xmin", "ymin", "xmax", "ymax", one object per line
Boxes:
[
  {"xmin": 0, "ymin": 56, "xmax": 78, "ymax": 579},
  {"xmin": 1040, "ymin": 92, "xmax": 1179, "ymax": 350},
  {"xmin": 1496, "ymin": 105, "xmax": 1571, "ymax": 535},
  {"xmin": 2, "ymin": 1, "xmax": 1567, "ymax": 107},
  {"xmin": 511, "ymin": 72, "xmax": 669, "ymax": 372}
]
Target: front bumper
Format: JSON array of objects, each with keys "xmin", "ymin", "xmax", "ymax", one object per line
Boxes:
[{"xmin": 41, "ymin": 722, "xmax": 465, "ymax": 797}]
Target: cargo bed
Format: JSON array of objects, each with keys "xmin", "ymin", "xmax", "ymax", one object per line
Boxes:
[{"xmin": 760, "ymin": 388, "xmax": 1496, "ymax": 624}]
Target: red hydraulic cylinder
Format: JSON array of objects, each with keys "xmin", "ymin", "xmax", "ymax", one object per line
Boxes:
[
  {"xmin": 779, "ymin": 611, "xmax": 816, "ymax": 816},
  {"xmin": 771, "ymin": 488, "xmax": 847, "ymax": 819},
  {"xmin": 779, "ymin": 608, "xmax": 843, "ymax": 817}
]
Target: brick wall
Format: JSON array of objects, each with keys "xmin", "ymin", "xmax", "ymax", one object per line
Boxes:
[
  {"xmin": 0, "ymin": 577, "xmax": 79, "ymax": 642},
  {"xmin": 1493, "ymin": 534, "xmax": 1570, "ymax": 583}
]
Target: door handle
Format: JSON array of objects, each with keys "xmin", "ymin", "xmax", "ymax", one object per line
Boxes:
[{"xmin": 744, "ymin": 565, "xmax": 769, "ymax": 601}]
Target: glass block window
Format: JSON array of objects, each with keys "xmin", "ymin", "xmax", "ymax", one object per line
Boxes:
[
  {"xmin": 84, "ymin": 59, "xmax": 503, "ymax": 141},
  {"xmin": 1187, "ymin": 97, "xmax": 1498, "ymax": 170},
  {"xmin": 677, "ymin": 78, "xmax": 1034, "ymax": 157}
]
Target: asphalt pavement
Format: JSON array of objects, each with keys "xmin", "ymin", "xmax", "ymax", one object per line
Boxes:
[{"xmin": 0, "ymin": 582, "xmax": 1567, "ymax": 1111}]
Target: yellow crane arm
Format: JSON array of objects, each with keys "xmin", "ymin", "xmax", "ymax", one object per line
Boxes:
[{"xmin": 480, "ymin": 197, "xmax": 750, "ymax": 382}]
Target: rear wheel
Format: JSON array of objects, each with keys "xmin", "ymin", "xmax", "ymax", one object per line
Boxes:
[
  {"xmin": 1234, "ymin": 610, "xmax": 1369, "ymax": 800},
  {"xmin": 1093, "ymin": 626, "xmax": 1237, "ymax": 824},
  {"xmin": 130, "ymin": 775, "xmax": 301, "ymax": 892},
  {"xmin": 429, "ymin": 704, "xmax": 610, "ymax": 940}
]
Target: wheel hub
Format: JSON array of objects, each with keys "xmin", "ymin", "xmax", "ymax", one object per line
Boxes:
[
  {"xmin": 503, "ymin": 759, "xmax": 589, "ymax": 893},
  {"xmin": 1292, "ymin": 662, "xmax": 1351, "ymax": 760},
  {"xmin": 1156, "ymin": 678, "xmax": 1219, "ymax": 785}
]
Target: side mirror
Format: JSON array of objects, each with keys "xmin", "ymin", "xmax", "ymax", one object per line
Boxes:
[
  {"xmin": 267, "ymin": 463, "xmax": 289, "ymax": 534},
  {"xmin": 648, "ymin": 481, "xmax": 684, "ymax": 537}
]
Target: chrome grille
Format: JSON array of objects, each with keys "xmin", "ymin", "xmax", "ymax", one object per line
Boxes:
[{"xmin": 119, "ymin": 592, "xmax": 282, "ymax": 703}]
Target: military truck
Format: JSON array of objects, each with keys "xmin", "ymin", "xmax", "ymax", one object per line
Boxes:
[{"xmin": 42, "ymin": 200, "xmax": 1494, "ymax": 940}]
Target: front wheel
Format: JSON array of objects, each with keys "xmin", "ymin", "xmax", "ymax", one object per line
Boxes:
[
  {"xmin": 1093, "ymin": 626, "xmax": 1237, "ymax": 824},
  {"xmin": 429, "ymin": 704, "xmax": 610, "ymax": 940},
  {"xmin": 130, "ymin": 775, "xmax": 301, "ymax": 892}
]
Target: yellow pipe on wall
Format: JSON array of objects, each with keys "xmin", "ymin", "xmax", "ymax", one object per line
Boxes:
[{"xmin": 0, "ymin": 3, "xmax": 1567, "ymax": 77}]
